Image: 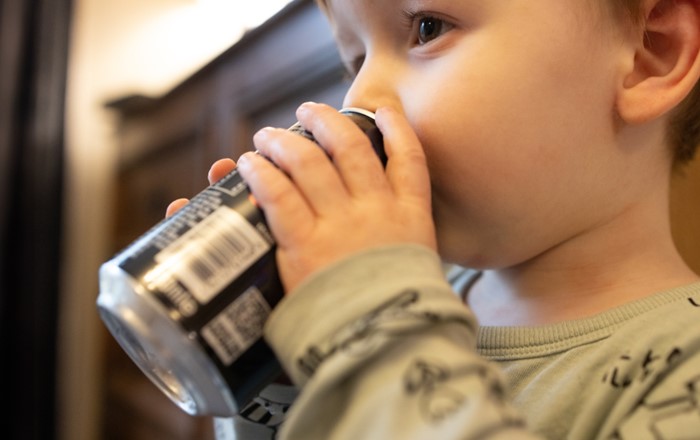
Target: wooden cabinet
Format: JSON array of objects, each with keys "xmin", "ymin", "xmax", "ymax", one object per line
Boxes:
[
  {"xmin": 103, "ymin": 1, "xmax": 347, "ymax": 438},
  {"xmin": 671, "ymin": 159, "xmax": 700, "ymax": 274}
]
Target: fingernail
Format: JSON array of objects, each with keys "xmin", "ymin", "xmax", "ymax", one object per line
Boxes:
[
  {"xmin": 376, "ymin": 106, "xmax": 394, "ymax": 117},
  {"xmin": 297, "ymin": 101, "xmax": 317, "ymax": 114},
  {"xmin": 255, "ymin": 126, "xmax": 273, "ymax": 137},
  {"xmin": 253, "ymin": 127, "xmax": 274, "ymax": 144},
  {"xmin": 236, "ymin": 152, "xmax": 251, "ymax": 168}
]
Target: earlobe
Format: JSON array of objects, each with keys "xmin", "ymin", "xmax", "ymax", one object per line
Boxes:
[{"xmin": 616, "ymin": 0, "xmax": 700, "ymax": 125}]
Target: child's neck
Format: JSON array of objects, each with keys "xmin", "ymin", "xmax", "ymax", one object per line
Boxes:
[{"xmin": 467, "ymin": 197, "xmax": 700, "ymax": 327}]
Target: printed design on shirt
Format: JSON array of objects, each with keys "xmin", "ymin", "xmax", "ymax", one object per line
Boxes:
[
  {"xmin": 403, "ymin": 358, "xmax": 526, "ymax": 433},
  {"xmin": 602, "ymin": 347, "xmax": 683, "ymax": 389},
  {"xmin": 404, "ymin": 358, "xmax": 497, "ymax": 422},
  {"xmin": 296, "ymin": 289, "xmax": 473, "ymax": 378},
  {"xmin": 611, "ymin": 374, "xmax": 700, "ymax": 439},
  {"xmin": 239, "ymin": 395, "xmax": 291, "ymax": 430}
]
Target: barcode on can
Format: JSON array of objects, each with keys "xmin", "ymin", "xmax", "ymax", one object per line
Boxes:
[
  {"xmin": 154, "ymin": 206, "xmax": 271, "ymax": 304},
  {"xmin": 201, "ymin": 286, "xmax": 271, "ymax": 365}
]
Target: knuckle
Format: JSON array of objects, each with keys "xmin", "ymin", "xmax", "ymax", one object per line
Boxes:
[
  {"xmin": 259, "ymin": 178, "xmax": 294, "ymax": 207},
  {"xmin": 402, "ymin": 147, "xmax": 428, "ymax": 166},
  {"xmin": 286, "ymin": 146, "xmax": 329, "ymax": 171},
  {"xmin": 328, "ymin": 131, "xmax": 371, "ymax": 161}
]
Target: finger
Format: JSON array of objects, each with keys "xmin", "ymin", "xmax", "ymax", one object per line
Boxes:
[
  {"xmin": 236, "ymin": 151, "xmax": 314, "ymax": 246},
  {"xmin": 166, "ymin": 198, "xmax": 189, "ymax": 218},
  {"xmin": 375, "ymin": 107, "xmax": 432, "ymax": 207},
  {"xmin": 295, "ymin": 102, "xmax": 389, "ymax": 196},
  {"xmin": 208, "ymin": 158, "xmax": 236, "ymax": 185},
  {"xmin": 253, "ymin": 126, "xmax": 350, "ymax": 215}
]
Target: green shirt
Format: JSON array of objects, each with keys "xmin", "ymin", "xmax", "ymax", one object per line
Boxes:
[
  {"xmin": 476, "ymin": 278, "xmax": 700, "ymax": 439},
  {"xmin": 224, "ymin": 244, "xmax": 700, "ymax": 439}
]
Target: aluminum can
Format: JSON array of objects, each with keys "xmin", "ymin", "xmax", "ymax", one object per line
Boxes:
[{"xmin": 97, "ymin": 108, "xmax": 384, "ymax": 416}]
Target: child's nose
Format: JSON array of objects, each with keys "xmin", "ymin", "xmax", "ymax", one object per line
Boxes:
[{"xmin": 342, "ymin": 57, "xmax": 401, "ymax": 113}]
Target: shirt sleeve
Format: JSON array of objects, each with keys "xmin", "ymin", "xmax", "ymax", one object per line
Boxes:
[{"xmin": 264, "ymin": 244, "xmax": 542, "ymax": 440}]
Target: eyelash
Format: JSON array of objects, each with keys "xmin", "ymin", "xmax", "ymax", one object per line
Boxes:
[
  {"xmin": 402, "ymin": 10, "xmax": 453, "ymax": 46},
  {"xmin": 342, "ymin": 10, "xmax": 454, "ymax": 77}
]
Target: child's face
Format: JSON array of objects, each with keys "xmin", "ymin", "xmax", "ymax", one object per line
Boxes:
[{"xmin": 328, "ymin": 0, "xmax": 643, "ymax": 268}]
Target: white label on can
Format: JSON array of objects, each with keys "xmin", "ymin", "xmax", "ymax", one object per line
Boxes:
[
  {"xmin": 154, "ymin": 206, "xmax": 271, "ymax": 304},
  {"xmin": 213, "ymin": 418, "xmax": 237, "ymax": 440},
  {"xmin": 202, "ymin": 286, "xmax": 271, "ymax": 365}
]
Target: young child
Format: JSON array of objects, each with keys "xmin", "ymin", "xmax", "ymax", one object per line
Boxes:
[{"xmin": 169, "ymin": 0, "xmax": 700, "ymax": 438}]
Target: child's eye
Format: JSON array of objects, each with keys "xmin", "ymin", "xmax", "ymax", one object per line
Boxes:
[
  {"xmin": 418, "ymin": 16, "xmax": 444, "ymax": 44},
  {"xmin": 403, "ymin": 10, "xmax": 455, "ymax": 46},
  {"xmin": 406, "ymin": 13, "xmax": 453, "ymax": 46}
]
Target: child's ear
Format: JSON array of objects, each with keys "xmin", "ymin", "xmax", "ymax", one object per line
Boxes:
[{"xmin": 616, "ymin": 0, "xmax": 700, "ymax": 124}]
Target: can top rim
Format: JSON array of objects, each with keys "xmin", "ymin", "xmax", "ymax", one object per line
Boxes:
[{"xmin": 340, "ymin": 107, "xmax": 376, "ymax": 120}]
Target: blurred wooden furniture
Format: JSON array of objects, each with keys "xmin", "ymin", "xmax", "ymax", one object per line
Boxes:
[
  {"xmin": 671, "ymin": 160, "xmax": 700, "ymax": 274},
  {"xmin": 103, "ymin": 1, "xmax": 347, "ymax": 438}
]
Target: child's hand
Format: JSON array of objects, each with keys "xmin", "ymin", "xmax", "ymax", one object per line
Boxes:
[
  {"xmin": 236, "ymin": 102, "xmax": 437, "ymax": 294},
  {"xmin": 164, "ymin": 158, "xmax": 236, "ymax": 217}
]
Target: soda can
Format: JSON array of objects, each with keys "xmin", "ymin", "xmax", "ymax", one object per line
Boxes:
[{"xmin": 97, "ymin": 108, "xmax": 384, "ymax": 416}]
